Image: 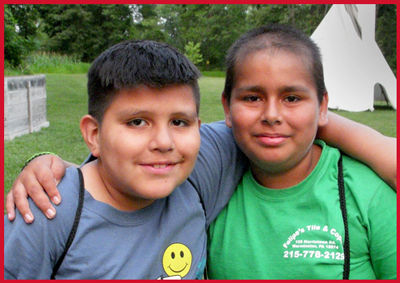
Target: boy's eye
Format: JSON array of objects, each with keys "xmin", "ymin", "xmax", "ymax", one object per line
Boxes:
[
  {"xmin": 171, "ymin": 119, "xmax": 189, "ymax": 127},
  {"xmin": 284, "ymin": 96, "xmax": 300, "ymax": 103},
  {"xmin": 128, "ymin": 119, "xmax": 147, "ymax": 127},
  {"xmin": 243, "ymin": 95, "xmax": 261, "ymax": 102}
]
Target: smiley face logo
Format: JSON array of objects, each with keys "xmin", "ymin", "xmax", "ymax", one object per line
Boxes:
[{"xmin": 162, "ymin": 243, "xmax": 192, "ymax": 278}]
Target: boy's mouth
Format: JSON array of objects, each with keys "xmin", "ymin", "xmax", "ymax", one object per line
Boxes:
[
  {"xmin": 140, "ymin": 160, "xmax": 185, "ymax": 174},
  {"xmin": 254, "ymin": 133, "xmax": 289, "ymax": 147},
  {"xmin": 151, "ymin": 164, "xmax": 169, "ymax": 169},
  {"xmin": 140, "ymin": 163, "xmax": 178, "ymax": 175}
]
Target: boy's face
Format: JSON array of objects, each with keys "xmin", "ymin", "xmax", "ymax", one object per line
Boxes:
[
  {"xmin": 222, "ymin": 50, "xmax": 328, "ymax": 185},
  {"xmin": 92, "ymin": 85, "xmax": 200, "ymax": 210}
]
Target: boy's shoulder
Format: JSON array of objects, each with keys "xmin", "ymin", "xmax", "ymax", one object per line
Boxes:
[
  {"xmin": 342, "ymin": 154, "xmax": 384, "ymax": 182},
  {"xmin": 21, "ymin": 167, "xmax": 81, "ymax": 223},
  {"xmin": 320, "ymin": 143, "xmax": 395, "ymax": 213},
  {"xmin": 57, "ymin": 167, "xmax": 82, "ymax": 201},
  {"xmin": 340, "ymin": 151, "xmax": 394, "ymax": 199},
  {"xmin": 199, "ymin": 121, "xmax": 241, "ymax": 159},
  {"xmin": 321, "ymin": 142, "xmax": 392, "ymax": 195},
  {"xmin": 200, "ymin": 121, "xmax": 232, "ymax": 139},
  {"xmin": 51, "ymin": 167, "xmax": 82, "ymax": 220}
]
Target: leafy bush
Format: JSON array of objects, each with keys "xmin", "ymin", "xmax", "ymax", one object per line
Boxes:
[
  {"xmin": 4, "ymin": 52, "xmax": 91, "ymax": 75},
  {"xmin": 184, "ymin": 41, "xmax": 203, "ymax": 66},
  {"xmin": 4, "ymin": 5, "xmax": 40, "ymax": 67},
  {"xmin": 26, "ymin": 52, "xmax": 91, "ymax": 74}
]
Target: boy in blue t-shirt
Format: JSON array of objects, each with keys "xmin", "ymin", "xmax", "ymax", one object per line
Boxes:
[{"xmin": 4, "ymin": 40, "xmax": 246, "ymax": 279}]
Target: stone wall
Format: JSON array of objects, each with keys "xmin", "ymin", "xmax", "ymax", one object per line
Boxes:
[{"xmin": 4, "ymin": 75, "xmax": 50, "ymax": 141}]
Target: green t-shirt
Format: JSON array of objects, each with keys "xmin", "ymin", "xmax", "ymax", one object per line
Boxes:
[{"xmin": 207, "ymin": 141, "xmax": 396, "ymax": 279}]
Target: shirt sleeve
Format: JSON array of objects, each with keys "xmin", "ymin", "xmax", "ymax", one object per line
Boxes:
[
  {"xmin": 188, "ymin": 121, "xmax": 248, "ymax": 227},
  {"xmin": 4, "ymin": 168, "xmax": 80, "ymax": 279}
]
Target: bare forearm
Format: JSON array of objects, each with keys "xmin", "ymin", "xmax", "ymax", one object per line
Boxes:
[{"xmin": 317, "ymin": 112, "xmax": 396, "ymax": 190}]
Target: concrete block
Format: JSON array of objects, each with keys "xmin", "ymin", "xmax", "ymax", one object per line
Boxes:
[{"xmin": 4, "ymin": 75, "xmax": 50, "ymax": 141}]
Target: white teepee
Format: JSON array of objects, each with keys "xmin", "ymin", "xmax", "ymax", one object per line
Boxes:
[{"xmin": 311, "ymin": 4, "xmax": 397, "ymax": 111}]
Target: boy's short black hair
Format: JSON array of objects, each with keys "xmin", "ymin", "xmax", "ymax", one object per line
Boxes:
[
  {"xmin": 88, "ymin": 40, "xmax": 201, "ymax": 123},
  {"xmin": 223, "ymin": 24, "xmax": 326, "ymax": 104}
]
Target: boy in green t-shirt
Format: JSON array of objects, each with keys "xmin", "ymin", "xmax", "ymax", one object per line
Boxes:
[{"xmin": 207, "ymin": 23, "xmax": 396, "ymax": 279}]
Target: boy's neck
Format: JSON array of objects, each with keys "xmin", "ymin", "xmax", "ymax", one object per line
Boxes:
[
  {"xmin": 81, "ymin": 161, "xmax": 156, "ymax": 211},
  {"xmin": 250, "ymin": 144, "xmax": 322, "ymax": 189}
]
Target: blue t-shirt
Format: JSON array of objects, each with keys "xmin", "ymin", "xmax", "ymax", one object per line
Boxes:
[{"xmin": 4, "ymin": 121, "xmax": 247, "ymax": 279}]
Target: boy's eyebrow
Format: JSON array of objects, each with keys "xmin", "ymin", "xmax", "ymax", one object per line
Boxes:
[
  {"xmin": 235, "ymin": 85, "xmax": 265, "ymax": 93},
  {"xmin": 235, "ymin": 85, "xmax": 312, "ymax": 94},
  {"xmin": 170, "ymin": 111, "xmax": 199, "ymax": 119},
  {"xmin": 119, "ymin": 109, "xmax": 198, "ymax": 119}
]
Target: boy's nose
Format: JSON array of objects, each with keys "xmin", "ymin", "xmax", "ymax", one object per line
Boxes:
[
  {"xmin": 261, "ymin": 100, "xmax": 282, "ymax": 126},
  {"xmin": 149, "ymin": 126, "xmax": 175, "ymax": 152}
]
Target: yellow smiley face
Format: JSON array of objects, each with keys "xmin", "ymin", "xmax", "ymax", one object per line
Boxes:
[{"xmin": 162, "ymin": 243, "xmax": 192, "ymax": 278}]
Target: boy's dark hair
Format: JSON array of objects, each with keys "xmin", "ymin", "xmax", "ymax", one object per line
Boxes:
[
  {"xmin": 223, "ymin": 24, "xmax": 326, "ymax": 104},
  {"xmin": 88, "ymin": 40, "xmax": 202, "ymax": 123}
]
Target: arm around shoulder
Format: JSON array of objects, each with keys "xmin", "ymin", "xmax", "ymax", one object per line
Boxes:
[
  {"xmin": 317, "ymin": 112, "xmax": 396, "ymax": 190},
  {"xmin": 6, "ymin": 154, "xmax": 78, "ymax": 223}
]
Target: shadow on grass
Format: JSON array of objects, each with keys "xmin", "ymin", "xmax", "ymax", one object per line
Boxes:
[{"xmin": 374, "ymin": 105, "xmax": 395, "ymax": 111}]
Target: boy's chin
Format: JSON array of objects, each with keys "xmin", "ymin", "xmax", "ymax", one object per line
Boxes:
[{"xmin": 139, "ymin": 181, "xmax": 185, "ymax": 200}]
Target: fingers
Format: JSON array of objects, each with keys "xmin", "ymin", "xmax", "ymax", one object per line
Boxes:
[
  {"xmin": 25, "ymin": 155, "xmax": 65, "ymax": 218},
  {"xmin": 25, "ymin": 170, "xmax": 57, "ymax": 220},
  {"xmin": 5, "ymin": 191, "xmax": 16, "ymax": 221},
  {"xmin": 7, "ymin": 180, "xmax": 35, "ymax": 223},
  {"xmin": 35, "ymin": 164, "xmax": 62, "ymax": 206},
  {"xmin": 48, "ymin": 155, "xmax": 66, "ymax": 203},
  {"xmin": 6, "ymin": 154, "xmax": 63, "ymax": 224}
]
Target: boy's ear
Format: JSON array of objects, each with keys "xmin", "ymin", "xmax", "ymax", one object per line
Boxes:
[
  {"xmin": 221, "ymin": 92, "xmax": 232, "ymax": 128},
  {"xmin": 318, "ymin": 93, "xmax": 329, "ymax": 127},
  {"xmin": 80, "ymin": 115, "xmax": 100, "ymax": 157}
]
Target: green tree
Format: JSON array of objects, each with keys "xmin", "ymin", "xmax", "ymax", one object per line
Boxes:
[
  {"xmin": 184, "ymin": 41, "xmax": 203, "ymax": 65},
  {"xmin": 35, "ymin": 4, "xmax": 134, "ymax": 62},
  {"xmin": 131, "ymin": 4, "xmax": 166, "ymax": 42},
  {"xmin": 4, "ymin": 5, "xmax": 22, "ymax": 66},
  {"xmin": 159, "ymin": 4, "xmax": 249, "ymax": 69},
  {"xmin": 4, "ymin": 5, "xmax": 40, "ymax": 67},
  {"xmin": 200, "ymin": 5, "xmax": 249, "ymax": 68},
  {"xmin": 376, "ymin": 4, "xmax": 397, "ymax": 75},
  {"xmin": 8, "ymin": 4, "xmax": 39, "ymax": 38},
  {"xmin": 158, "ymin": 4, "xmax": 331, "ymax": 69},
  {"xmin": 6, "ymin": 4, "xmax": 395, "ymax": 75},
  {"xmin": 246, "ymin": 4, "xmax": 330, "ymax": 35}
]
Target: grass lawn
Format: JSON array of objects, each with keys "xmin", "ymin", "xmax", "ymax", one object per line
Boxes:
[{"xmin": 4, "ymin": 74, "xmax": 397, "ymax": 210}]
